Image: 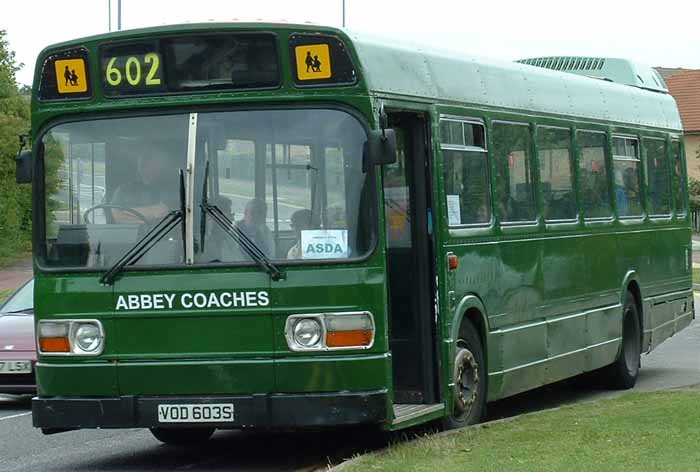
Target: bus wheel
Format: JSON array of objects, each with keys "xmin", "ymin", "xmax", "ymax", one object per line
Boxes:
[
  {"xmin": 150, "ymin": 427, "xmax": 215, "ymax": 445},
  {"xmin": 605, "ymin": 294, "xmax": 641, "ymax": 389},
  {"xmin": 444, "ymin": 321, "xmax": 486, "ymax": 429}
]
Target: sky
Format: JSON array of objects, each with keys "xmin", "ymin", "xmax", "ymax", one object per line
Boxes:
[{"xmin": 3, "ymin": 0, "xmax": 700, "ymax": 87}]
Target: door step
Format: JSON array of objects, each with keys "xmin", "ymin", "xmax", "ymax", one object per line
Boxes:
[{"xmin": 391, "ymin": 403, "xmax": 445, "ymax": 428}]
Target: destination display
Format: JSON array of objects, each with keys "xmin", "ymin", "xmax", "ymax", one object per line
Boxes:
[{"xmin": 100, "ymin": 33, "xmax": 279, "ymax": 96}]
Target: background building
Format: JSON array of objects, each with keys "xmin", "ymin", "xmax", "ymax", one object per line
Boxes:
[{"xmin": 660, "ymin": 69, "xmax": 700, "ymax": 180}]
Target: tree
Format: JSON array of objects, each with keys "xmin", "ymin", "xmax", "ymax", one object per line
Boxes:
[{"xmin": 0, "ymin": 29, "xmax": 31, "ymax": 262}]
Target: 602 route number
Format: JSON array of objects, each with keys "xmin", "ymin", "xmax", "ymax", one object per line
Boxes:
[{"xmin": 105, "ymin": 54, "xmax": 161, "ymax": 87}]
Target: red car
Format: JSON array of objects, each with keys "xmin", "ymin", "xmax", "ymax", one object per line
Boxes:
[{"xmin": 0, "ymin": 279, "xmax": 35, "ymax": 394}]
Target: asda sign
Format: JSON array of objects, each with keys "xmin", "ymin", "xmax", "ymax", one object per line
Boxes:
[{"xmin": 115, "ymin": 291, "xmax": 270, "ymax": 311}]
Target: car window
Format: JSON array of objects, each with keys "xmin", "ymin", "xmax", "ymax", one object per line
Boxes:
[{"xmin": 1, "ymin": 280, "xmax": 34, "ymax": 313}]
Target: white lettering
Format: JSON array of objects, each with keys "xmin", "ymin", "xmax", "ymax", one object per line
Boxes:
[
  {"xmin": 164, "ymin": 293, "xmax": 176, "ymax": 309},
  {"xmin": 152, "ymin": 294, "xmax": 164, "ymax": 310},
  {"xmin": 193, "ymin": 293, "xmax": 207, "ymax": 308},
  {"xmin": 128, "ymin": 295, "xmax": 140, "ymax": 310},
  {"xmin": 116, "ymin": 295, "xmax": 128, "ymax": 311},
  {"xmin": 245, "ymin": 291, "xmax": 257, "ymax": 307},
  {"xmin": 232, "ymin": 292, "xmax": 245, "ymax": 307},
  {"xmin": 117, "ymin": 291, "xmax": 270, "ymax": 311},
  {"xmin": 140, "ymin": 294, "xmax": 153, "ymax": 310},
  {"xmin": 208, "ymin": 292, "xmax": 221, "ymax": 309}
]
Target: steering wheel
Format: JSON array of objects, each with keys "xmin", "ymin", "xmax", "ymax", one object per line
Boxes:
[{"xmin": 83, "ymin": 204, "xmax": 150, "ymax": 225}]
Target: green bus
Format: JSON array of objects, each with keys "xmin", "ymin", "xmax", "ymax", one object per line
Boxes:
[{"xmin": 21, "ymin": 23, "xmax": 693, "ymax": 443}]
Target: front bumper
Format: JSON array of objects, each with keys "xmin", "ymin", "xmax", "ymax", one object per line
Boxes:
[{"xmin": 33, "ymin": 390, "xmax": 387, "ymax": 433}]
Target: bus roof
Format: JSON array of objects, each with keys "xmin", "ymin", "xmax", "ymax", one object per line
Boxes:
[
  {"xmin": 349, "ymin": 32, "xmax": 682, "ymax": 131},
  {"xmin": 36, "ymin": 22, "xmax": 682, "ymax": 131}
]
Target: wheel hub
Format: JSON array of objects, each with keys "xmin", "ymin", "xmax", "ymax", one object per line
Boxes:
[{"xmin": 454, "ymin": 346, "xmax": 479, "ymax": 416}]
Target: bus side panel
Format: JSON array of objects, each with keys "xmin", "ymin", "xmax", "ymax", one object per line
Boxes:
[
  {"xmin": 543, "ymin": 312, "xmax": 587, "ymax": 385},
  {"xmin": 646, "ymin": 227, "xmax": 692, "ymax": 350},
  {"xmin": 541, "ymin": 232, "xmax": 590, "ymax": 318},
  {"xmin": 489, "ymin": 235, "xmax": 546, "ymax": 398},
  {"xmin": 584, "ymin": 304, "xmax": 623, "ymax": 372},
  {"xmin": 540, "ymin": 230, "xmax": 592, "ymax": 385},
  {"xmin": 579, "ymin": 230, "xmax": 620, "ymax": 309}
]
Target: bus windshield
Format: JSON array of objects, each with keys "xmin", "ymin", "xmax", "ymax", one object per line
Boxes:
[{"xmin": 41, "ymin": 108, "xmax": 375, "ymax": 269}]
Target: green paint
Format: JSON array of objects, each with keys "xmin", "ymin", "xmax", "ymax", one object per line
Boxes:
[{"xmin": 30, "ymin": 23, "xmax": 691, "ymax": 432}]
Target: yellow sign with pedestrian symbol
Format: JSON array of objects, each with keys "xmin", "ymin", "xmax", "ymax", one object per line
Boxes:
[
  {"xmin": 295, "ymin": 44, "xmax": 332, "ymax": 80},
  {"xmin": 55, "ymin": 59, "xmax": 87, "ymax": 94}
]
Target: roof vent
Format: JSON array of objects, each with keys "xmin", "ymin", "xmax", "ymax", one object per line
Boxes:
[{"xmin": 516, "ymin": 56, "xmax": 669, "ymax": 93}]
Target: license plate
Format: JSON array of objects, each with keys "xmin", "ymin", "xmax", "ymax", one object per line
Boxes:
[
  {"xmin": 0, "ymin": 361, "xmax": 32, "ymax": 374},
  {"xmin": 157, "ymin": 403, "xmax": 235, "ymax": 423}
]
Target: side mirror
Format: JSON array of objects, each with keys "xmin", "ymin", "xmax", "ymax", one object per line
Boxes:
[
  {"xmin": 16, "ymin": 150, "xmax": 32, "ymax": 184},
  {"xmin": 363, "ymin": 129, "xmax": 397, "ymax": 172}
]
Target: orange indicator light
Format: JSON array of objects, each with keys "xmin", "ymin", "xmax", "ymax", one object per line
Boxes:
[
  {"xmin": 39, "ymin": 337, "xmax": 71, "ymax": 353},
  {"xmin": 326, "ymin": 329, "xmax": 373, "ymax": 348}
]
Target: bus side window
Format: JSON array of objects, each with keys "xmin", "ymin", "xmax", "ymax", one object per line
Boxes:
[
  {"xmin": 612, "ymin": 136, "xmax": 643, "ymax": 218},
  {"xmin": 537, "ymin": 126, "xmax": 576, "ymax": 222},
  {"xmin": 439, "ymin": 119, "xmax": 491, "ymax": 226},
  {"xmin": 577, "ymin": 130, "xmax": 612, "ymax": 219},
  {"xmin": 492, "ymin": 121, "xmax": 536, "ymax": 223},
  {"xmin": 644, "ymin": 137, "xmax": 672, "ymax": 217},
  {"xmin": 670, "ymin": 140, "xmax": 687, "ymax": 215}
]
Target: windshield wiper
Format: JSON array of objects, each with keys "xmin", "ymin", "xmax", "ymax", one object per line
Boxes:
[
  {"xmin": 200, "ymin": 161, "xmax": 284, "ymax": 281},
  {"xmin": 101, "ymin": 171, "xmax": 187, "ymax": 285}
]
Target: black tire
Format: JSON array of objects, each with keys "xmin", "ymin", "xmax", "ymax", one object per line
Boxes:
[
  {"xmin": 604, "ymin": 292, "xmax": 641, "ymax": 389},
  {"xmin": 150, "ymin": 427, "xmax": 215, "ymax": 445},
  {"xmin": 443, "ymin": 320, "xmax": 487, "ymax": 429}
]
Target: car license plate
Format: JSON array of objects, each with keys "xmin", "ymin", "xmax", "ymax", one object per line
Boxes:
[
  {"xmin": 0, "ymin": 361, "xmax": 32, "ymax": 374},
  {"xmin": 157, "ymin": 403, "xmax": 235, "ymax": 423}
]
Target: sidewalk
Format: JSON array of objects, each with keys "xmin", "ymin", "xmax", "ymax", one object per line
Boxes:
[{"xmin": 0, "ymin": 256, "xmax": 32, "ymax": 291}]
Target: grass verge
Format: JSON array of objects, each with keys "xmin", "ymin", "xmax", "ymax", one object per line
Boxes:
[
  {"xmin": 343, "ymin": 391, "xmax": 700, "ymax": 472},
  {"xmin": 694, "ymin": 267, "xmax": 700, "ymax": 284}
]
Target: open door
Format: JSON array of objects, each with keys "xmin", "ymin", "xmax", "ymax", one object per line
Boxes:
[{"xmin": 383, "ymin": 112, "xmax": 440, "ymax": 417}]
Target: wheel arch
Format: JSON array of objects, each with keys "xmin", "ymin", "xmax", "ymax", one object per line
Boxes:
[
  {"xmin": 451, "ymin": 294, "xmax": 490, "ymax": 368},
  {"xmin": 620, "ymin": 271, "xmax": 645, "ymax": 349}
]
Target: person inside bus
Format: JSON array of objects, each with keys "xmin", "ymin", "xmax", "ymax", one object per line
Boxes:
[
  {"xmin": 615, "ymin": 168, "xmax": 629, "ymax": 215},
  {"xmin": 287, "ymin": 209, "xmax": 318, "ymax": 259},
  {"xmin": 110, "ymin": 152, "xmax": 177, "ymax": 223},
  {"xmin": 235, "ymin": 198, "xmax": 274, "ymax": 256}
]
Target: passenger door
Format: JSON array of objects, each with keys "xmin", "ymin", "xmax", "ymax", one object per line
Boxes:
[{"xmin": 384, "ymin": 112, "xmax": 438, "ymax": 404}]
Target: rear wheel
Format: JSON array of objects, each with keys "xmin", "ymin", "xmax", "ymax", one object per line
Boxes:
[
  {"xmin": 150, "ymin": 427, "xmax": 215, "ymax": 445},
  {"xmin": 443, "ymin": 320, "xmax": 486, "ymax": 429},
  {"xmin": 604, "ymin": 293, "xmax": 641, "ymax": 389}
]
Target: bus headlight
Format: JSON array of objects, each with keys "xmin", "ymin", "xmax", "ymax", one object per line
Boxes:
[
  {"xmin": 38, "ymin": 320, "xmax": 105, "ymax": 356},
  {"xmin": 293, "ymin": 318, "xmax": 322, "ymax": 348},
  {"xmin": 285, "ymin": 312, "xmax": 374, "ymax": 351},
  {"xmin": 72, "ymin": 323, "xmax": 104, "ymax": 354}
]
